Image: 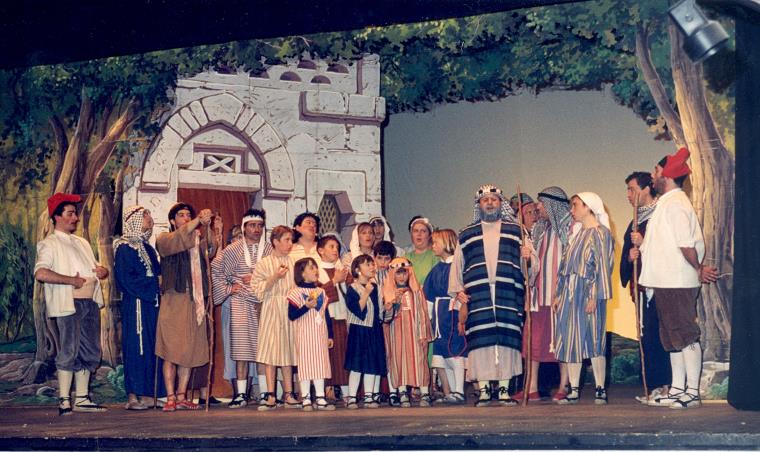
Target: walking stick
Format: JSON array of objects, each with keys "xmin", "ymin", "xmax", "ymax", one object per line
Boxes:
[
  {"xmin": 203, "ymin": 221, "xmax": 216, "ymax": 413},
  {"xmin": 516, "ymin": 185, "xmax": 533, "ymax": 407},
  {"xmin": 632, "ymin": 194, "xmax": 649, "ymax": 401}
]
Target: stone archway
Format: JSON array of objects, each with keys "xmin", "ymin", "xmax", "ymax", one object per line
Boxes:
[{"xmin": 134, "ymin": 92, "xmax": 295, "ymax": 230}]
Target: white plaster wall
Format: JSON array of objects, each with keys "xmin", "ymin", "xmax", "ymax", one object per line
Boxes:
[{"xmin": 128, "ymin": 55, "xmax": 385, "ymax": 235}]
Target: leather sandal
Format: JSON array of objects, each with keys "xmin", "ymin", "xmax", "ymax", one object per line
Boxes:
[
  {"xmin": 257, "ymin": 392, "xmax": 277, "ymax": 411},
  {"xmin": 315, "ymin": 396, "xmax": 335, "ymax": 411},
  {"xmin": 58, "ymin": 397, "xmax": 72, "ymax": 416}
]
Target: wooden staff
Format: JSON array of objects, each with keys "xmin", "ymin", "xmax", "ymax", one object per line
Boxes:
[
  {"xmin": 516, "ymin": 185, "xmax": 533, "ymax": 407},
  {"xmin": 203, "ymin": 221, "xmax": 216, "ymax": 413},
  {"xmin": 632, "ymin": 193, "xmax": 649, "ymax": 401}
]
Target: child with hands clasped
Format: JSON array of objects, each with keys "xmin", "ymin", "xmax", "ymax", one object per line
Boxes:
[
  {"xmin": 287, "ymin": 258, "xmax": 335, "ymax": 411},
  {"xmin": 344, "ymin": 255, "xmax": 387, "ymax": 409},
  {"xmin": 383, "ymin": 257, "xmax": 433, "ymax": 407}
]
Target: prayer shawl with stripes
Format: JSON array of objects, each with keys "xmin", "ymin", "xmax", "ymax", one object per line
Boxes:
[{"xmin": 459, "ymin": 221, "xmax": 524, "ymax": 353}]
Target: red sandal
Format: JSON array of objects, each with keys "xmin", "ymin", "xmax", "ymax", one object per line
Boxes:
[{"xmin": 162, "ymin": 395, "xmax": 177, "ymax": 412}]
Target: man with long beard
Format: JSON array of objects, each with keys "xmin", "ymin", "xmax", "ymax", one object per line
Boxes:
[{"xmin": 449, "ymin": 184, "xmax": 528, "ymax": 407}]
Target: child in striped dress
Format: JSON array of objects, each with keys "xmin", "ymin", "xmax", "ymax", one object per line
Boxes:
[
  {"xmin": 382, "ymin": 257, "xmax": 432, "ymax": 407},
  {"xmin": 344, "ymin": 254, "xmax": 387, "ymax": 409},
  {"xmin": 287, "ymin": 258, "xmax": 335, "ymax": 411}
]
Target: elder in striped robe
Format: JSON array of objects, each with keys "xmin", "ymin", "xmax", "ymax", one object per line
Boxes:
[
  {"xmin": 552, "ymin": 192, "xmax": 614, "ymax": 405},
  {"xmin": 449, "ymin": 184, "xmax": 527, "ymax": 407},
  {"xmin": 215, "ymin": 209, "xmax": 271, "ymax": 408}
]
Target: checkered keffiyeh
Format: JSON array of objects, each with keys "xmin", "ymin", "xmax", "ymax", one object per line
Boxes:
[{"xmin": 114, "ymin": 205, "xmax": 154, "ymax": 277}]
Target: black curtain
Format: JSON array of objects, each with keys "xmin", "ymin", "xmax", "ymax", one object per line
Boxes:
[{"xmin": 728, "ymin": 7, "xmax": 760, "ymax": 411}]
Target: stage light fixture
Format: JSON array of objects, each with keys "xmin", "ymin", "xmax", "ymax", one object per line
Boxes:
[{"xmin": 669, "ymin": 0, "xmax": 730, "ymax": 62}]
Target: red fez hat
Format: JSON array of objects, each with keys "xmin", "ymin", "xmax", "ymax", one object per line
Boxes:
[
  {"xmin": 47, "ymin": 193, "xmax": 81, "ymax": 217},
  {"xmin": 662, "ymin": 147, "xmax": 691, "ymax": 179}
]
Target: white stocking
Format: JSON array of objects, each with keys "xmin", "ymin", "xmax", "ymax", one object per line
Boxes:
[
  {"xmin": 348, "ymin": 371, "xmax": 362, "ymax": 398},
  {"xmin": 299, "ymin": 380, "xmax": 312, "ymax": 400},
  {"xmin": 314, "ymin": 379, "xmax": 325, "ymax": 398},
  {"xmin": 590, "ymin": 356, "xmax": 606, "ymax": 388},
  {"xmin": 567, "ymin": 362, "xmax": 582, "ymax": 395},
  {"xmin": 682, "ymin": 342, "xmax": 702, "ymax": 396},
  {"xmin": 670, "ymin": 351, "xmax": 686, "ymax": 393}
]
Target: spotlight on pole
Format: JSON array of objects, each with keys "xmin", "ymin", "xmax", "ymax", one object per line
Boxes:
[{"xmin": 669, "ymin": 0, "xmax": 730, "ymax": 62}]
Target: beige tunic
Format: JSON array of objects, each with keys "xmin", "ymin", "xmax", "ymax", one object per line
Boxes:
[
  {"xmin": 251, "ymin": 254, "xmax": 296, "ymax": 366},
  {"xmin": 155, "ymin": 225, "xmax": 209, "ymax": 368}
]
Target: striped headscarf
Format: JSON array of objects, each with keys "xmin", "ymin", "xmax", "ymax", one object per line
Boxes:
[
  {"xmin": 114, "ymin": 205, "xmax": 154, "ymax": 277},
  {"xmin": 534, "ymin": 186, "xmax": 572, "ymax": 247}
]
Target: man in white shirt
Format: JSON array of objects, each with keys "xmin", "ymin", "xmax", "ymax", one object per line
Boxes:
[
  {"xmin": 632, "ymin": 148, "xmax": 718, "ymax": 409},
  {"xmin": 34, "ymin": 193, "xmax": 109, "ymax": 415}
]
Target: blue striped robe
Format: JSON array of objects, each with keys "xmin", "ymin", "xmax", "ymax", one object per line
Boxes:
[
  {"xmin": 553, "ymin": 226, "xmax": 614, "ymax": 362},
  {"xmin": 459, "ymin": 221, "xmax": 525, "ymax": 354}
]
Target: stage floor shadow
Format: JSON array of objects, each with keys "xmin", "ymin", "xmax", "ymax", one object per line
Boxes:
[{"xmin": 1, "ymin": 385, "xmax": 758, "ymax": 450}]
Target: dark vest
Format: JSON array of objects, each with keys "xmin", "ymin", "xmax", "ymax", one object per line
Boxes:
[{"xmin": 459, "ymin": 221, "xmax": 524, "ymax": 353}]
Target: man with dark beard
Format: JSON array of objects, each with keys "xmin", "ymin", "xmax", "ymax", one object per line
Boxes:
[{"xmin": 449, "ymin": 185, "xmax": 528, "ymax": 407}]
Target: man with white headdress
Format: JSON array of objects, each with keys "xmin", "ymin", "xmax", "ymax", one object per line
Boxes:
[
  {"xmin": 449, "ymin": 184, "xmax": 528, "ymax": 407},
  {"xmin": 215, "ymin": 208, "xmax": 271, "ymax": 408}
]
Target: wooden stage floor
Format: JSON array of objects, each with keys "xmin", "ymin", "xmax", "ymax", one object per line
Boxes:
[{"xmin": 1, "ymin": 386, "xmax": 758, "ymax": 450}]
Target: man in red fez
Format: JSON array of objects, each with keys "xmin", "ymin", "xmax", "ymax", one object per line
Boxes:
[
  {"xmin": 631, "ymin": 148, "xmax": 718, "ymax": 409},
  {"xmin": 34, "ymin": 193, "xmax": 110, "ymax": 415}
]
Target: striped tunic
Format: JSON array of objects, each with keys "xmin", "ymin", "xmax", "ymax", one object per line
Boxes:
[
  {"xmin": 287, "ymin": 286, "xmax": 332, "ymax": 380},
  {"xmin": 216, "ymin": 239, "xmax": 271, "ymax": 361},
  {"xmin": 553, "ymin": 226, "xmax": 614, "ymax": 362},
  {"xmin": 531, "ymin": 225, "xmax": 562, "ymax": 310},
  {"xmin": 251, "ymin": 254, "xmax": 296, "ymax": 366},
  {"xmin": 384, "ymin": 289, "xmax": 432, "ymax": 388}
]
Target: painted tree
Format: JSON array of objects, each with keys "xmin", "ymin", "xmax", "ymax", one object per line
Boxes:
[{"xmin": 0, "ymin": 49, "xmax": 244, "ymax": 382}]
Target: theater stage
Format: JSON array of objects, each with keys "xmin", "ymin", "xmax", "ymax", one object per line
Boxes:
[{"xmin": 1, "ymin": 386, "xmax": 758, "ymax": 450}]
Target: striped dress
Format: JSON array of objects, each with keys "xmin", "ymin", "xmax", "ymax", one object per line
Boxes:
[
  {"xmin": 251, "ymin": 254, "xmax": 296, "ymax": 366},
  {"xmin": 287, "ymin": 286, "xmax": 332, "ymax": 381},
  {"xmin": 384, "ymin": 289, "xmax": 432, "ymax": 388},
  {"xmin": 344, "ymin": 282, "xmax": 387, "ymax": 376},
  {"xmin": 216, "ymin": 239, "xmax": 272, "ymax": 362},
  {"xmin": 553, "ymin": 226, "xmax": 614, "ymax": 362}
]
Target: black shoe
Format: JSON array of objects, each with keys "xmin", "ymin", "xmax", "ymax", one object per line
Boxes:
[
  {"xmin": 228, "ymin": 393, "xmax": 248, "ymax": 409},
  {"xmin": 198, "ymin": 396, "xmax": 222, "ymax": 406},
  {"xmin": 389, "ymin": 391, "xmax": 401, "ymax": 407}
]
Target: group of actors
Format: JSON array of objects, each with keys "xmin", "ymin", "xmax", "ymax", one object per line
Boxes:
[{"xmin": 34, "ymin": 146, "xmax": 719, "ymax": 415}]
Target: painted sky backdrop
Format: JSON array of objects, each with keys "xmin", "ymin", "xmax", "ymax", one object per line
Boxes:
[{"xmin": 383, "ymin": 88, "xmax": 674, "ymax": 338}]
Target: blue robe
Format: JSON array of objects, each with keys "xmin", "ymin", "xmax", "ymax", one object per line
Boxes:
[
  {"xmin": 424, "ymin": 261, "xmax": 466, "ymax": 358},
  {"xmin": 114, "ymin": 243, "xmax": 166, "ymax": 397}
]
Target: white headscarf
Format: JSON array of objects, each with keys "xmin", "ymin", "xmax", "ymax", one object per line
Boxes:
[{"xmin": 575, "ymin": 192, "xmax": 610, "ymax": 229}]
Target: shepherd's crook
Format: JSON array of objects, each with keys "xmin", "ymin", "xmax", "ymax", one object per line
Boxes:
[
  {"xmin": 632, "ymin": 193, "xmax": 649, "ymax": 401},
  {"xmin": 516, "ymin": 185, "xmax": 533, "ymax": 407}
]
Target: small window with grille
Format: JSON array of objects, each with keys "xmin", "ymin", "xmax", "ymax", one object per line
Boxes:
[{"xmin": 317, "ymin": 194, "xmax": 341, "ymax": 234}]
